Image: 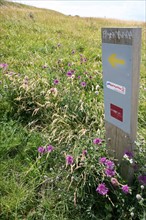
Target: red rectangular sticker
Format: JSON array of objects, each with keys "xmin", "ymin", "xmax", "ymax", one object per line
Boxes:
[{"xmin": 110, "ymin": 104, "xmax": 123, "ymax": 122}]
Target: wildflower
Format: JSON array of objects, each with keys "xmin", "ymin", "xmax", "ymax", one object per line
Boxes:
[
  {"xmin": 50, "ymin": 87, "xmax": 57, "ymax": 93},
  {"xmin": 93, "ymin": 138, "xmax": 102, "ymax": 145},
  {"xmin": 140, "ymin": 185, "xmax": 144, "ymax": 190},
  {"xmin": 121, "ymin": 185, "xmax": 130, "ymax": 194},
  {"xmin": 82, "ymin": 149, "xmax": 87, "ymax": 156},
  {"xmin": 105, "ymin": 159, "xmax": 115, "ymax": 170},
  {"xmin": 81, "ymin": 81, "xmax": 86, "ymax": 87},
  {"xmin": 136, "ymin": 194, "xmax": 142, "ymax": 200},
  {"xmin": 54, "ymin": 79, "xmax": 59, "ymax": 85},
  {"xmin": 72, "ymin": 50, "xmax": 75, "ymax": 54},
  {"xmin": 38, "ymin": 146, "xmax": 45, "ymax": 154},
  {"xmin": 0, "ymin": 63, "xmax": 8, "ymax": 69},
  {"xmin": 96, "ymin": 183, "xmax": 109, "ymax": 195},
  {"xmin": 66, "ymin": 71, "xmax": 72, "ymax": 77},
  {"xmin": 130, "ymin": 212, "xmax": 134, "ymax": 217},
  {"xmin": 138, "ymin": 175, "xmax": 146, "ymax": 185},
  {"xmin": 68, "ymin": 63, "xmax": 71, "ymax": 67},
  {"xmin": 124, "ymin": 150, "xmax": 133, "ymax": 159},
  {"xmin": 105, "ymin": 168, "xmax": 115, "ymax": 177},
  {"xmin": 46, "ymin": 145, "xmax": 54, "ymax": 153},
  {"xmin": 66, "ymin": 155, "xmax": 74, "ymax": 165},
  {"xmin": 78, "ymin": 76, "xmax": 81, "ymax": 79},
  {"xmin": 111, "ymin": 178, "xmax": 119, "ymax": 186},
  {"xmin": 99, "ymin": 157, "xmax": 107, "ymax": 164}
]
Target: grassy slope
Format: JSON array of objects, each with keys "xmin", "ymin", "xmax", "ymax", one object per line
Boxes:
[{"xmin": 0, "ymin": 1, "xmax": 146, "ymax": 220}]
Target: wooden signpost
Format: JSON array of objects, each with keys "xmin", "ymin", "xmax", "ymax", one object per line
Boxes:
[{"xmin": 101, "ymin": 28, "xmax": 141, "ymax": 182}]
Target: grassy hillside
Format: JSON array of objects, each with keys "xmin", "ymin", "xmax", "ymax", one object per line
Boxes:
[{"xmin": 0, "ymin": 1, "xmax": 146, "ymax": 220}]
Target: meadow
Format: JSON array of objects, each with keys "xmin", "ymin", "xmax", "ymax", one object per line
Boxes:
[{"xmin": 0, "ymin": 1, "xmax": 146, "ymax": 219}]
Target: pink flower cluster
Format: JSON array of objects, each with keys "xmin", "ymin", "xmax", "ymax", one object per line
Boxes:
[
  {"xmin": 96, "ymin": 182, "xmax": 130, "ymax": 196},
  {"xmin": 99, "ymin": 157, "xmax": 115, "ymax": 178}
]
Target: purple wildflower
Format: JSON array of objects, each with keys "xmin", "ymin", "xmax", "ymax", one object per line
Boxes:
[
  {"xmin": 54, "ymin": 79, "xmax": 59, "ymax": 85},
  {"xmin": 96, "ymin": 183, "xmax": 108, "ymax": 195},
  {"xmin": 82, "ymin": 149, "xmax": 87, "ymax": 156},
  {"xmin": 66, "ymin": 155, "xmax": 74, "ymax": 165},
  {"xmin": 46, "ymin": 145, "xmax": 54, "ymax": 153},
  {"xmin": 122, "ymin": 185, "xmax": 130, "ymax": 194},
  {"xmin": 0, "ymin": 63, "xmax": 8, "ymax": 69},
  {"xmin": 105, "ymin": 159, "xmax": 115, "ymax": 170},
  {"xmin": 105, "ymin": 169, "xmax": 115, "ymax": 177},
  {"xmin": 93, "ymin": 138, "xmax": 102, "ymax": 145},
  {"xmin": 38, "ymin": 146, "xmax": 46, "ymax": 154},
  {"xmin": 99, "ymin": 157, "xmax": 107, "ymax": 164},
  {"xmin": 138, "ymin": 175, "xmax": 146, "ymax": 185},
  {"xmin": 72, "ymin": 50, "xmax": 75, "ymax": 54},
  {"xmin": 124, "ymin": 150, "xmax": 134, "ymax": 159},
  {"xmin": 68, "ymin": 63, "xmax": 71, "ymax": 67},
  {"xmin": 81, "ymin": 82, "xmax": 86, "ymax": 87},
  {"xmin": 66, "ymin": 71, "xmax": 72, "ymax": 77},
  {"xmin": 78, "ymin": 76, "xmax": 81, "ymax": 79}
]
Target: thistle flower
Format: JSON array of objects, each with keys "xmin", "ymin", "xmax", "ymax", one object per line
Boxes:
[
  {"xmin": 105, "ymin": 159, "xmax": 115, "ymax": 170},
  {"xmin": 46, "ymin": 145, "xmax": 54, "ymax": 153},
  {"xmin": 82, "ymin": 149, "xmax": 87, "ymax": 156},
  {"xmin": 81, "ymin": 82, "xmax": 86, "ymax": 87},
  {"xmin": 54, "ymin": 79, "xmax": 59, "ymax": 85},
  {"xmin": 38, "ymin": 146, "xmax": 45, "ymax": 154},
  {"xmin": 121, "ymin": 185, "xmax": 130, "ymax": 194},
  {"xmin": 66, "ymin": 71, "xmax": 72, "ymax": 77},
  {"xmin": 105, "ymin": 168, "xmax": 115, "ymax": 177},
  {"xmin": 138, "ymin": 175, "xmax": 146, "ymax": 185},
  {"xmin": 93, "ymin": 138, "xmax": 102, "ymax": 145},
  {"xmin": 99, "ymin": 157, "xmax": 107, "ymax": 164},
  {"xmin": 66, "ymin": 155, "xmax": 74, "ymax": 165},
  {"xmin": 0, "ymin": 63, "xmax": 8, "ymax": 69},
  {"xmin": 96, "ymin": 183, "xmax": 109, "ymax": 195},
  {"xmin": 124, "ymin": 150, "xmax": 133, "ymax": 159}
]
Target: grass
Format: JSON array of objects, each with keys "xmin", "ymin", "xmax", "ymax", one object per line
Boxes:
[{"xmin": 0, "ymin": 1, "xmax": 146, "ymax": 219}]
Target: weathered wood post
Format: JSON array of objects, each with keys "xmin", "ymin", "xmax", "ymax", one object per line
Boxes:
[{"xmin": 101, "ymin": 28, "xmax": 141, "ymax": 182}]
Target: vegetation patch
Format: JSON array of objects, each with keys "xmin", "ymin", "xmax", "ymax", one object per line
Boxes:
[{"xmin": 0, "ymin": 1, "xmax": 145, "ymax": 219}]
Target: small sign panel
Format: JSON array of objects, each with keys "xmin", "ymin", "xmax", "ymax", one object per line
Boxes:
[
  {"xmin": 110, "ymin": 104, "xmax": 123, "ymax": 122},
  {"xmin": 102, "ymin": 38, "xmax": 132, "ymax": 134},
  {"xmin": 106, "ymin": 81, "xmax": 126, "ymax": 95}
]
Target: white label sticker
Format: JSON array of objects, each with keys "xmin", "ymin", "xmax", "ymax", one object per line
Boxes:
[{"xmin": 106, "ymin": 81, "xmax": 126, "ymax": 95}]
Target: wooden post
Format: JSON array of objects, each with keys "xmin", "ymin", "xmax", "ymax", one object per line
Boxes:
[{"xmin": 101, "ymin": 28, "xmax": 141, "ymax": 182}]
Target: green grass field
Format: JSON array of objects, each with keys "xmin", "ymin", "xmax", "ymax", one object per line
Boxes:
[{"xmin": 0, "ymin": 1, "xmax": 146, "ymax": 219}]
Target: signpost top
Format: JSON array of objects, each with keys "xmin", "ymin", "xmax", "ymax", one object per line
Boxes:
[{"xmin": 102, "ymin": 27, "xmax": 141, "ymax": 45}]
